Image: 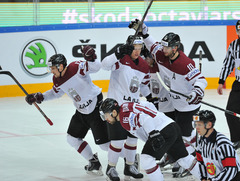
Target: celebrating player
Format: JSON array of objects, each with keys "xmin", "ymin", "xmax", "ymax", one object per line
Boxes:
[
  {"xmin": 101, "ymin": 35, "xmax": 153, "ymax": 180},
  {"xmin": 194, "ymin": 110, "xmax": 240, "ymax": 181},
  {"xmin": 129, "ymin": 19, "xmax": 208, "ymax": 177},
  {"xmin": 25, "ymin": 46, "xmax": 110, "ymax": 176},
  {"xmin": 217, "ymin": 20, "xmax": 240, "ymax": 150},
  {"xmin": 99, "ymin": 98, "xmax": 200, "ymax": 181}
]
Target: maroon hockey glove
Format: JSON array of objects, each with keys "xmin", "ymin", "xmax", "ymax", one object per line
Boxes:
[
  {"xmin": 188, "ymin": 86, "xmax": 204, "ymax": 105},
  {"xmin": 149, "ymin": 130, "xmax": 165, "ymax": 152},
  {"xmin": 115, "ymin": 44, "xmax": 134, "ymax": 59},
  {"xmin": 81, "ymin": 45, "xmax": 97, "ymax": 62},
  {"xmin": 25, "ymin": 92, "xmax": 44, "ymax": 105}
]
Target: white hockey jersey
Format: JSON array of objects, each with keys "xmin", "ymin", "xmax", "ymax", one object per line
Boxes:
[
  {"xmin": 144, "ymin": 35, "xmax": 207, "ymax": 112},
  {"xmin": 149, "ymin": 62, "xmax": 174, "ymax": 113},
  {"xmin": 43, "ymin": 60, "xmax": 102, "ymax": 114},
  {"xmin": 102, "ymin": 53, "xmax": 151, "ymax": 105},
  {"xmin": 119, "ymin": 101, "xmax": 174, "ymax": 142}
]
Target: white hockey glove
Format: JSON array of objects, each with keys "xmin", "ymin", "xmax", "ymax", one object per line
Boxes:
[
  {"xmin": 187, "ymin": 86, "xmax": 204, "ymax": 105},
  {"xmin": 148, "ymin": 130, "xmax": 165, "ymax": 152},
  {"xmin": 128, "ymin": 19, "xmax": 148, "ymax": 36}
]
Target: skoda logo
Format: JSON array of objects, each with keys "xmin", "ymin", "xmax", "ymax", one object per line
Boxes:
[{"xmin": 21, "ymin": 38, "xmax": 57, "ymax": 77}]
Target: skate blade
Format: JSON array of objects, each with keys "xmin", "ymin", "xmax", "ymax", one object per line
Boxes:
[
  {"xmin": 124, "ymin": 176, "xmax": 142, "ymax": 181},
  {"xmin": 86, "ymin": 169, "xmax": 103, "ymax": 176}
]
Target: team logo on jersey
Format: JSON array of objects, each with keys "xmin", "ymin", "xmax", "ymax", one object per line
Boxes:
[
  {"xmin": 151, "ymin": 79, "xmax": 160, "ymax": 94},
  {"xmin": 68, "ymin": 88, "xmax": 81, "ymax": 102},
  {"xmin": 129, "ymin": 76, "xmax": 139, "ymax": 93},
  {"xmin": 20, "ymin": 38, "xmax": 57, "ymax": 77},
  {"xmin": 206, "ymin": 162, "xmax": 216, "ymax": 176},
  {"xmin": 237, "ymin": 66, "xmax": 240, "ymax": 70}
]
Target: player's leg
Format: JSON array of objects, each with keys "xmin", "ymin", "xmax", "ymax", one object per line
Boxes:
[
  {"xmin": 225, "ymin": 86, "xmax": 240, "ymax": 149},
  {"xmin": 141, "ymin": 154, "xmax": 164, "ymax": 181},
  {"xmin": 106, "ymin": 121, "xmax": 128, "ymax": 181},
  {"xmin": 167, "ymin": 123, "xmax": 200, "ymax": 179},
  {"xmin": 123, "ymin": 134, "xmax": 144, "ymax": 180},
  {"xmin": 67, "ymin": 110, "xmax": 103, "ymax": 175},
  {"xmin": 141, "ymin": 122, "xmax": 179, "ymax": 180},
  {"xmin": 173, "ymin": 109, "xmax": 199, "ymax": 177}
]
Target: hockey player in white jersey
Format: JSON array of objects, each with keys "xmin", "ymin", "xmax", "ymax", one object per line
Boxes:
[
  {"xmin": 99, "ymin": 98, "xmax": 200, "ymax": 181},
  {"xmin": 129, "ymin": 19, "xmax": 208, "ymax": 177},
  {"xmin": 25, "ymin": 46, "xmax": 110, "ymax": 176},
  {"xmin": 193, "ymin": 110, "xmax": 240, "ymax": 181},
  {"xmin": 101, "ymin": 35, "xmax": 153, "ymax": 180}
]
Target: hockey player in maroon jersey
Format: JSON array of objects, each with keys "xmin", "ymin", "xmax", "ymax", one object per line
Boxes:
[
  {"xmin": 129, "ymin": 19, "xmax": 208, "ymax": 177},
  {"xmin": 101, "ymin": 35, "xmax": 154, "ymax": 180},
  {"xmin": 25, "ymin": 46, "xmax": 110, "ymax": 176},
  {"xmin": 193, "ymin": 110, "xmax": 240, "ymax": 181},
  {"xmin": 99, "ymin": 98, "xmax": 200, "ymax": 181}
]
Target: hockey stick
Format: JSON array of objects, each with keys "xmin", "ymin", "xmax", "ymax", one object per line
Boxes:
[
  {"xmin": 195, "ymin": 50, "xmax": 203, "ymax": 148},
  {"xmin": 0, "ymin": 70, "xmax": 53, "ymax": 126},
  {"xmin": 131, "ymin": 0, "xmax": 154, "ymax": 44},
  {"xmin": 199, "ymin": 50, "xmax": 202, "ymax": 72},
  {"xmin": 156, "ymin": 72, "xmax": 240, "ymax": 118}
]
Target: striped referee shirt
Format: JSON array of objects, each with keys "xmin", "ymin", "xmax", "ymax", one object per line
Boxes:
[
  {"xmin": 196, "ymin": 129, "xmax": 240, "ymax": 181},
  {"xmin": 219, "ymin": 38, "xmax": 240, "ymax": 84}
]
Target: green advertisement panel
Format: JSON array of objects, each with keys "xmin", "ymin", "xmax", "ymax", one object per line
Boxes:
[{"xmin": 0, "ymin": 1, "xmax": 239, "ymax": 27}]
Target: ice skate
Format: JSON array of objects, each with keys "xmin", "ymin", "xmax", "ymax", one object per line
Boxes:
[
  {"xmin": 158, "ymin": 153, "xmax": 174, "ymax": 171},
  {"xmin": 106, "ymin": 165, "xmax": 120, "ymax": 181},
  {"xmin": 124, "ymin": 163, "xmax": 144, "ymax": 180},
  {"xmin": 172, "ymin": 162, "xmax": 191, "ymax": 178},
  {"xmin": 84, "ymin": 153, "xmax": 103, "ymax": 176},
  {"xmin": 134, "ymin": 153, "xmax": 140, "ymax": 171}
]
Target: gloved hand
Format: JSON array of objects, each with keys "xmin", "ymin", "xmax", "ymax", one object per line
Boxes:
[
  {"xmin": 146, "ymin": 94, "xmax": 159, "ymax": 109},
  {"xmin": 115, "ymin": 44, "xmax": 134, "ymax": 59},
  {"xmin": 128, "ymin": 19, "xmax": 148, "ymax": 36},
  {"xmin": 25, "ymin": 92, "xmax": 44, "ymax": 105},
  {"xmin": 81, "ymin": 45, "xmax": 97, "ymax": 62},
  {"xmin": 149, "ymin": 130, "xmax": 165, "ymax": 152},
  {"xmin": 187, "ymin": 86, "xmax": 204, "ymax": 105}
]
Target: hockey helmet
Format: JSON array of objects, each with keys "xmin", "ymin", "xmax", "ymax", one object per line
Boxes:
[
  {"xmin": 236, "ymin": 20, "xmax": 240, "ymax": 31},
  {"xmin": 47, "ymin": 54, "xmax": 67, "ymax": 69},
  {"xmin": 99, "ymin": 98, "xmax": 120, "ymax": 120},
  {"xmin": 126, "ymin": 35, "xmax": 143, "ymax": 45},
  {"xmin": 193, "ymin": 110, "xmax": 216, "ymax": 128},
  {"xmin": 161, "ymin": 32, "xmax": 181, "ymax": 48}
]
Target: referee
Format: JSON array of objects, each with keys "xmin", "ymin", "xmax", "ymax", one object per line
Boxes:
[
  {"xmin": 194, "ymin": 110, "xmax": 240, "ymax": 181},
  {"xmin": 217, "ymin": 20, "xmax": 240, "ymax": 150}
]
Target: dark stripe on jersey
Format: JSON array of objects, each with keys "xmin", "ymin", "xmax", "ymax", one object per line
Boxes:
[{"xmin": 219, "ymin": 39, "xmax": 240, "ymax": 83}]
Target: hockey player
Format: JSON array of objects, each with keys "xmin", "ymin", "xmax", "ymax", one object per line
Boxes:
[
  {"xmin": 101, "ymin": 35, "xmax": 152, "ymax": 180},
  {"xmin": 99, "ymin": 98, "xmax": 200, "ymax": 181},
  {"xmin": 25, "ymin": 46, "xmax": 110, "ymax": 176},
  {"xmin": 193, "ymin": 110, "xmax": 240, "ymax": 181},
  {"xmin": 129, "ymin": 19, "xmax": 208, "ymax": 176},
  {"xmin": 217, "ymin": 20, "xmax": 240, "ymax": 150}
]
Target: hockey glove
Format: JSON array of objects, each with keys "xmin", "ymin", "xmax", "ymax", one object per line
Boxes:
[
  {"xmin": 25, "ymin": 92, "xmax": 44, "ymax": 105},
  {"xmin": 146, "ymin": 94, "xmax": 159, "ymax": 110},
  {"xmin": 149, "ymin": 130, "xmax": 165, "ymax": 152},
  {"xmin": 115, "ymin": 44, "xmax": 134, "ymax": 59},
  {"xmin": 187, "ymin": 86, "xmax": 204, "ymax": 105},
  {"xmin": 81, "ymin": 45, "xmax": 97, "ymax": 62},
  {"xmin": 128, "ymin": 19, "xmax": 148, "ymax": 36}
]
